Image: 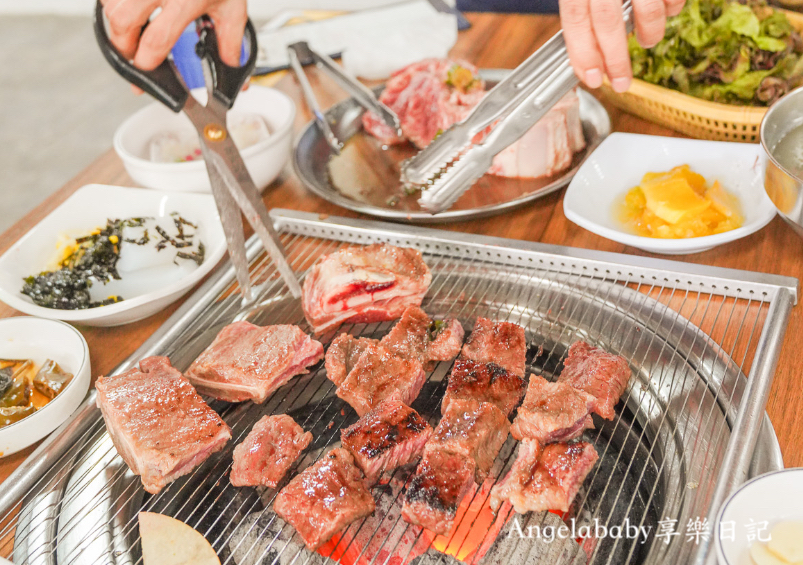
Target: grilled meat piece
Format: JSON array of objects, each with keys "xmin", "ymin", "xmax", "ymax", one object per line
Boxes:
[
  {"xmin": 186, "ymin": 322, "xmax": 323, "ymax": 403},
  {"xmin": 429, "ymin": 399, "xmax": 510, "ymax": 483},
  {"xmin": 302, "ymin": 243, "xmax": 432, "ymax": 335},
  {"xmin": 341, "ymin": 398, "xmax": 433, "ymax": 483},
  {"xmin": 490, "ymin": 440, "xmax": 598, "ymax": 514},
  {"xmin": 325, "ymin": 334, "xmax": 379, "ymax": 386},
  {"xmin": 336, "ymin": 342, "xmax": 426, "ymax": 416},
  {"xmin": 274, "ymin": 448, "xmax": 375, "ymax": 550},
  {"xmin": 442, "ymin": 359, "xmax": 526, "ymax": 417},
  {"xmin": 427, "ymin": 317, "xmax": 466, "ymax": 364},
  {"xmin": 380, "ymin": 306, "xmax": 464, "ymax": 369},
  {"xmin": 230, "ymin": 415, "xmax": 312, "ymax": 488},
  {"xmin": 557, "ymin": 341, "xmax": 631, "ymax": 420},
  {"xmin": 510, "ymin": 374, "xmax": 595, "ymax": 443},
  {"xmin": 95, "ymin": 356, "xmax": 231, "ymax": 494},
  {"xmin": 401, "ymin": 449, "xmax": 476, "ymax": 536},
  {"xmin": 461, "ymin": 318, "xmax": 526, "ymax": 378}
]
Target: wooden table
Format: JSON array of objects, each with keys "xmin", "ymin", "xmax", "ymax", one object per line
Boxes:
[{"xmin": 2, "ymin": 11, "xmax": 802, "ymax": 486}]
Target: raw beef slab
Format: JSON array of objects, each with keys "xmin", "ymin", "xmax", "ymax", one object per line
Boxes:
[{"xmin": 362, "ymin": 58, "xmax": 586, "ymax": 179}]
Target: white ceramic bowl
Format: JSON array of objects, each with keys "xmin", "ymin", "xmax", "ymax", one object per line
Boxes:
[
  {"xmin": 0, "ymin": 184, "xmax": 226, "ymax": 326},
  {"xmin": 564, "ymin": 133, "xmax": 777, "ymax": 255},
  {"xmin": 0, "ymin": 317, "xmax": 90, "ymax": 457},
  {"xmin": 716, "ymin": 468, "xmax": 803, "ymax": 565},
  {"xmin": 114, "ymin": 85, "xmax": 296, "ymax": 193}
]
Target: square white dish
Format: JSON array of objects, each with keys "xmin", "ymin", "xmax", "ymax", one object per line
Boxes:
[
  {"xmin": 0, "ymin": 184, "xmax": 226, "ymax": 326},
  {"xmin": 563, "ymin": 133, "xmax": 777, "ymax": 255}
]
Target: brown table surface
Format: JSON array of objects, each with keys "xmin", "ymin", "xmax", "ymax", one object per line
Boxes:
[{"xmin": 1, "ymin": 12, "xmax": 802, "ymax": 486}]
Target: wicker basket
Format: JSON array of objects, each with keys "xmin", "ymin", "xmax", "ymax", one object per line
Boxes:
[{"xmin": 599, "ymin": 9, "xmax": 803, "ymax": 143}]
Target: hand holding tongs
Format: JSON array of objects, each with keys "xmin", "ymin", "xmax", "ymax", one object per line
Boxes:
[
  {"xmin": 93, "ymin": 2, "xmax": 302, "ymax": 301},
  {"xmin": 287, "ymin": 41, "xmax": 401, "ymax": 154},
  {"xmin": 403, "ymin": 1, "xmax": 634, "ymax": 214}
]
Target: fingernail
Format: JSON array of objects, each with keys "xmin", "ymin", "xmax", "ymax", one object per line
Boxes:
[
  {"xmin": 585, "ymin": 68, "xmax": 603, "ymax": 89},
  {"xmin": 612, "ymin": 77, "xmax": 631, "ymax": 93}
]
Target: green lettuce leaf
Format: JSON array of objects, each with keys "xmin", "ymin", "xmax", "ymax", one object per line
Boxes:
[{"xmin": 629, "ymin": 0, "xmax": 802, "ymax": 105}]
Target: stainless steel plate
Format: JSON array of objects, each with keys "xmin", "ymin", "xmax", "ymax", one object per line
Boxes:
[{"xmin": 293, "ymin": 70, "xmax": 611, "ymax": 223}]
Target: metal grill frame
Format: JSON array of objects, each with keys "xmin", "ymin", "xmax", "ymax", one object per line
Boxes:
[{"xmin": 0, "ymin": 209, "xmax": 796, "ymax": 565}]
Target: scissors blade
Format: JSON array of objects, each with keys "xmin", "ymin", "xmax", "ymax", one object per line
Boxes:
[
  {"xmin": 184, "ymin": 96, "xmax": 302, "ymax": 299},
  {"xmin": 203, "ymin": 134, "xmax": 303, "ymax": 299},
  {"xmin": 198, "ymin": 143, "xmax": 253, "ymax": 301}
]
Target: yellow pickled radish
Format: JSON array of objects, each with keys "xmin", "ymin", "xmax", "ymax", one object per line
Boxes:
[
  {"xmin": 751, "ymin": 541, "xmax": 789, "ymax": 565},
  {"xmin": 767, "ymin": 521, "xmax": 803, "ymax": 563},
  {"xmin": 618, "ymin": 165, "xmax": 742, "ymax": 239},
  {"xmin": 641, "ymin": 175, "xmax": 711, "ymax": 224}
]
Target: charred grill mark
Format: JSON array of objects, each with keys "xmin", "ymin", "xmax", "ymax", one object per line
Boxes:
[
  {"xmin": 487, "ymin": 362, "xmax": 507, "ymax": 384},
  {"xmin": 405, "ymin": 468, "xmax": 459, "ymax": 513},
  {"xmin": 343, "ymin": 409, "xmax": 429, "ymax": 458}
]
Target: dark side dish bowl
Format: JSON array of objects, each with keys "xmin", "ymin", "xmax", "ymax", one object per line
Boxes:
[{"xmin": 0, "ymin": 317, "xmax": 90, "ymax": 457}]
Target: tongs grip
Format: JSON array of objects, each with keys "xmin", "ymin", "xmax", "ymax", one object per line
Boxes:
[
  {"xmin": 311, "ymin": 49, "xmax": 401, "ymax": 134},
  {"xmin": 93, "ymin": 0, "xmax": 188, "ymax": 112},
  {"xmin": 288, "ymin": 40, "xmax": 401, "ymax": 153},
  {"xmin": 288, "ymin": 42, "xmax": 343, "ymax": 154}
]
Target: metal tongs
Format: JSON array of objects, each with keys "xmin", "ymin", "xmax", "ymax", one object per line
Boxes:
[
  {"xmin": 93, "ymin": 2, "xmax": 301, "ymax": 301},
  {"xmin": 403, "ymin": 1, "xmax": 634, "ymax": 214},
  {"xmin": 287, "ymin": 41, "xmax": 401, "ymax": 154}
]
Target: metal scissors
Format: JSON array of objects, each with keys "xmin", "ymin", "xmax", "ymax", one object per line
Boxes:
[{"xmin": 93, "ymin": 2, "xmax": 302, "ymax": 301}]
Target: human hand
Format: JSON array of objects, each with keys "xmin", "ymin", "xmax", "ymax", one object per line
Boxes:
[
  {"xmin": 100, "ymin": 0, "xmax": 248, "ymax": 71},
  {"xmin": 559, "ymin": 0, "xmax": 685, "ymax": 93}
]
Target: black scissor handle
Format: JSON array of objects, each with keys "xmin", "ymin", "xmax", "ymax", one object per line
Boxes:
[
  {"xmin": 195, "ymin": 16, "xmax": 258, "ymax": 110},
  {"xmin": 93, "ymin": 0, "xmax": 189, "ymax": 113}
]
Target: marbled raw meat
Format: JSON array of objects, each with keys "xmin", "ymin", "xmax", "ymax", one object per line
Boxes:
[{"xmin": 302, "ymin": 244, "xmax": 431, "ymax": 335}]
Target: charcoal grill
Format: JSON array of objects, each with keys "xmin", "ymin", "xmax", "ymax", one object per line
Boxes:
[{"xmin": 1, "ymin": 210, "xmax": 796, "ymax": 565}]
